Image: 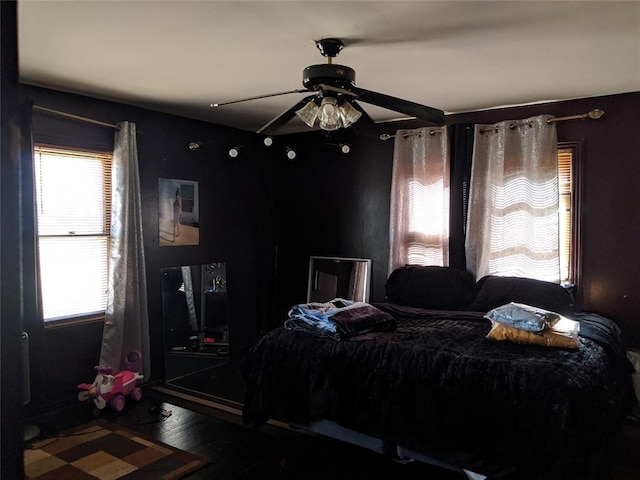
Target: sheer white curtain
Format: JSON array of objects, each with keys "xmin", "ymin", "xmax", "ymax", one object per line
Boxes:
[
  {"xmin": 465, "ymin": 115, "xmax": 560, "ymax": 282},
  {"xmin": 100, "ymin": 122, "xmax": 150, "ymax": 379},
  {"xmin": 350, "ymin": 262, "xmax": 367, "ymax": 302},
  {"xmin": 389, "ymin": 127, "xmax": 450, "ymax": 274}
]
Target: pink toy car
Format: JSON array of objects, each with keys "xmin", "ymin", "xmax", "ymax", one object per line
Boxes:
[{"xmin": 78, "ymin": 351, "xmax": 143, "ymax": 414}]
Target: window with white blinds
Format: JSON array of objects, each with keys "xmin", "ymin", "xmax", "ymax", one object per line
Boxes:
[
  {"xmin": 558, "ymin": 147, "xmax": 574, "ymax": 285},
  {"xmin": 34, "ymin": 146, "xmax": 112, "ymax": 322}
]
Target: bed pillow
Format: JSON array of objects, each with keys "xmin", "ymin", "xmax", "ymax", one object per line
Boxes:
[
  {"xmin": 484, "ymin": 302, "xmax": 561, "ymax": 332},
  {"xmin": 385, "ymin": 265, "xmax": 475, "ymax": 310},
  {"xmin": 467, "ymin": 275, "xmax": 574, "ymax": 315}
]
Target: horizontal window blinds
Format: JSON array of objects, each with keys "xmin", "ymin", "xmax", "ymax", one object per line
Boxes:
[
  {"xmin": 34, "ymin": 146, "xmax": 112, "ymax": 321},
  {"xmin": 558, "ymin": 148, "xmax": 573, "ymax": 284}
]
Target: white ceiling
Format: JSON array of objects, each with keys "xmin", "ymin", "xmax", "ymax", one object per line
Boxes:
[{"xmin": 17, "ymin": 1, "xmax": 640, "ymax": 135}]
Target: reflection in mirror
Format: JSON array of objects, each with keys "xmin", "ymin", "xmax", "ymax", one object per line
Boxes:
[
  {"xmin": 202, "ymin": 263, "xmax": 229, "ymax": 344},
  {"xmin": 161, "ymin": 262, "xmax": 228, "ymax": 353},
  {"xmin": 161, "ymin": 263, "xmax": 245, "ymax": 405},
  {"xmin": 307, "ymin": 256, "xmax": 371, "ymax": 303}
]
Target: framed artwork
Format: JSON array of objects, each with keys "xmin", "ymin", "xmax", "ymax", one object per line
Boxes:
[{"xmin": 158, "ymin": 178, "xmax": 199, "ymax": 247}]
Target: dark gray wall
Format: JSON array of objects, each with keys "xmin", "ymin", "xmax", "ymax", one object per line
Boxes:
[
  {"xmin": 1, "ymin": 2, "xmax": 26, "ymax": 477},
  {"xmin": 19, "ymin": 83, "xmax": 640, "ymax": 420},
  {"xmin": 270, "ymin": 128, "xmax": 394, "ymax": 326},
  {"xmin": 448, "ymin": 93, "xmax": 640, "ymax": 345},
  {"xmin": 21, "ymin": 84, "xmax": 276, "ymax": 408},
  {"xmin": 273, "ymin": 92, "xmax": 640, "ymax": 346}
]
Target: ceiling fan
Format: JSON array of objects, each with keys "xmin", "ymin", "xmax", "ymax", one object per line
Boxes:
[{"xmin": 211, "ymin": 38, "xmax": 445, "ymax": 135}]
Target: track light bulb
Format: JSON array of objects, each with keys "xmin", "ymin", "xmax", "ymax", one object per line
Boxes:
[
  {"xmin": 263, "ymin": 136, "xmax": 273, "ymax": 147},
  {"xmin": 228, "ymin": 146, "xmax": 241, "ymax": 158},
  {"xmin": 286, "ymin": 147, "xmax": 297, "ymax": 160},
  {"xmin": 340, "ymin": 144, "xmax": 350, "ymax": 154}
]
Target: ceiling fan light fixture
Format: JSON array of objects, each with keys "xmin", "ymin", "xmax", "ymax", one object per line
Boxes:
[
  {"xmin": 295, "ymin": 101, "xmax": 319, "ymax": 128},
  {"xmin": 215, "ymin": 38, "xmax": 444, "ymax": 134},
  {"xmin": 318, "ymin": 97, "xmax": 341, "ymax": 131},
  {"xmin": 338, "ymin": 101, "xmax": 362, "ymax": 128}
]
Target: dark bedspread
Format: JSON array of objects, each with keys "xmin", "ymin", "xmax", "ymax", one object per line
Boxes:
[{"xmin": 241, "ymin": 303, "xmax": 631, "ymax": 469}]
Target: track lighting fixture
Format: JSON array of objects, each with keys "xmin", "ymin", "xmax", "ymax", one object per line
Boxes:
[
  {"xmin": 326, "ymin": 143, "xmax": 351, "ymax": 154},
  {"xmin": 188, "ymin": 141, "xmax": 203, "ymax": 151},
  {"xmin": 263, "ymin": 136, "xmax": 273, "ymax": 147},
  {"xmin": 228, "ymin": 146, "xmax": 243, "ymax": 158},
  {"xmin": 286, "ymin": 147, "xmax": 297, "ymax": 160}
]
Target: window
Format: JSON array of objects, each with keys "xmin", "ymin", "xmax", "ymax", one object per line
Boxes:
[
  {"xmin": 388, "ymin": 129, "xmax": 450, "ymax": 272},
  {"xmin": 34, "ymin": 146, "xmax": 112, "ymax": 323},
  {"xmin": 400, "ymin": 142, "xmax": 578, "ymax": 284},
  {"xmin": 405, "ymin": 178, "xmax": 450, "ymax": 265},
  {"xmin": 558, "ymin": 144, "xmax": 578, "ymax": 286}
]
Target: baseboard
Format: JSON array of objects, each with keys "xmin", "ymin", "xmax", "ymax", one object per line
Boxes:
[
  {"xmin": 151, "ymin": 385, "xmax": 291, "ymax": 431},
  {"xmin": 153, "ymin": 385, "xmax": 243, "ymax": 416}
]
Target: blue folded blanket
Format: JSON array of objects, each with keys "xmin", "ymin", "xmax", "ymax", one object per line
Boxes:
[{"xmin": 285, "ymin": 298, "xmax": 396, "ymax": 340}]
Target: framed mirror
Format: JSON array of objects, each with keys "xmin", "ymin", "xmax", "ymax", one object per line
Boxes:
[
  {"xmin": 161, "ymin": 263, "xmax": 243, "ymax": 404},
  {"xmin": 307, "ymin": 256, "xmax": 371, "ymax": 303},
  {"xmin": 161, "ymin": 262, "xmax": 228, "ymax": 353}
]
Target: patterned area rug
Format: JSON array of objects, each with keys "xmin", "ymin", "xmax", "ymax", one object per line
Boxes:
[{"xmin": 24, "ymin": 419, "xmax": 207, "ymax": 480}]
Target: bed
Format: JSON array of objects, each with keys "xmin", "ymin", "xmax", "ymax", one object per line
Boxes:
[{"xmin": 241, "ymin": 266, "xmax": 632, "ymax": 479}]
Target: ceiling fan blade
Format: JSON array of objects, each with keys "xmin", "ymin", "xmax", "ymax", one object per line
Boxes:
[
  {"xmin": 319, "ymin": 84, "xmax": 358, "ymax": 97},
  {"xmin": 257, "ymin": 95, "xmax": 318, "ymax": 135},
  {"xmin": 348, "ymin": 86, "xmax": 445, "ymax": 126},
  {"xmin": 349, "ymin": 101, "xmax": 380, "ymax": 136},
  {"xmin": 211, "ymin": 89, "xmax": 309, "ymax": 107}
]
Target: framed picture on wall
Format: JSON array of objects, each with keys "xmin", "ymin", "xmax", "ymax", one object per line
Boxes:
[{"xmin": 158, "ymin": 177, "xmax": 200, "ymax": 247}]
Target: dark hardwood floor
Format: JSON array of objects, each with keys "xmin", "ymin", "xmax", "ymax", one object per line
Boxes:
[
  {"xmin": 28, "ymin": 387, "xmax": 466, "ymax": 480},
  {"xmin": 27, "ymin": 372, "xmax": 640, "ymax": 480},
  {"xmin": 164, "ymin": 355, "xmax": 245, "ymax": 404}
]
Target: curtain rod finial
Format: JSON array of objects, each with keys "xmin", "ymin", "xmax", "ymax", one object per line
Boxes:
[{"xmin": 588, "ymin": 109, "xmax": 604, "ymax": 119}]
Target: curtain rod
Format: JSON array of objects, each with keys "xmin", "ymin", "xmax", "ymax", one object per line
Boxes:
[
  {"xmin": 379, "ymin": 127, "xmax": 444, "ymax": 141},
  {"xmin": 34, "ymin": 105, "xmax": 122, "ymax": 130},
  {"xmin": 479, "ymin": 108, "xmax": 605, "ymax": 134},
  {"xmin": 379, "ymin": 108, "xmax": 605, "ymax": 140}
]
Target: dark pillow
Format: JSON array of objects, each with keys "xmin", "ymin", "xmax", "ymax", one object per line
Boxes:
[
  {"xmin": 385, "ymin": 265, "xmax": 475, "ymax": 310},
  {"xmin": 467, "ymin": 275, "xmax": 574, "ymax": 315}
]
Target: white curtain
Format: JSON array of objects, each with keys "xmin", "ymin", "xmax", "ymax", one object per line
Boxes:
[
  {"xmin": 100, "ymin": 122, "xmax": 150, "ymax": 379},
  {"xmin": 389, "ymin": 127, "xmax": 450, "ymax": 274},
  {"xmin": 465, "ymin": 115, "xmax": 560, "ymax": 282},
  {"xmin": 350, "ymin": 262, "xmax": 367, "ymax": 302},
  {"xmin": 180, "ymin": 265, "xmax": 198, "ymax": 331}
]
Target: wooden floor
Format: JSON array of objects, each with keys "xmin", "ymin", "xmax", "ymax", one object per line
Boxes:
[{"xmin": 29, "ymin": 385, "xmax": 640, "ymax": 480}]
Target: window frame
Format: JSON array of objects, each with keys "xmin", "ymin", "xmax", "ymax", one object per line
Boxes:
[
  {"xmin": 34, "ymin": 144, "xmax": 112, "ymax": 328},
  {"xmin": 558, "ymin": 141, "xmax": 583, "ymax": 301}
]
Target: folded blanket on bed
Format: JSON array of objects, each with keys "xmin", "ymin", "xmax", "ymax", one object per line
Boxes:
[{"xmin": 285, "ymin": 299, "xmax": 396, "ymax": 340}]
